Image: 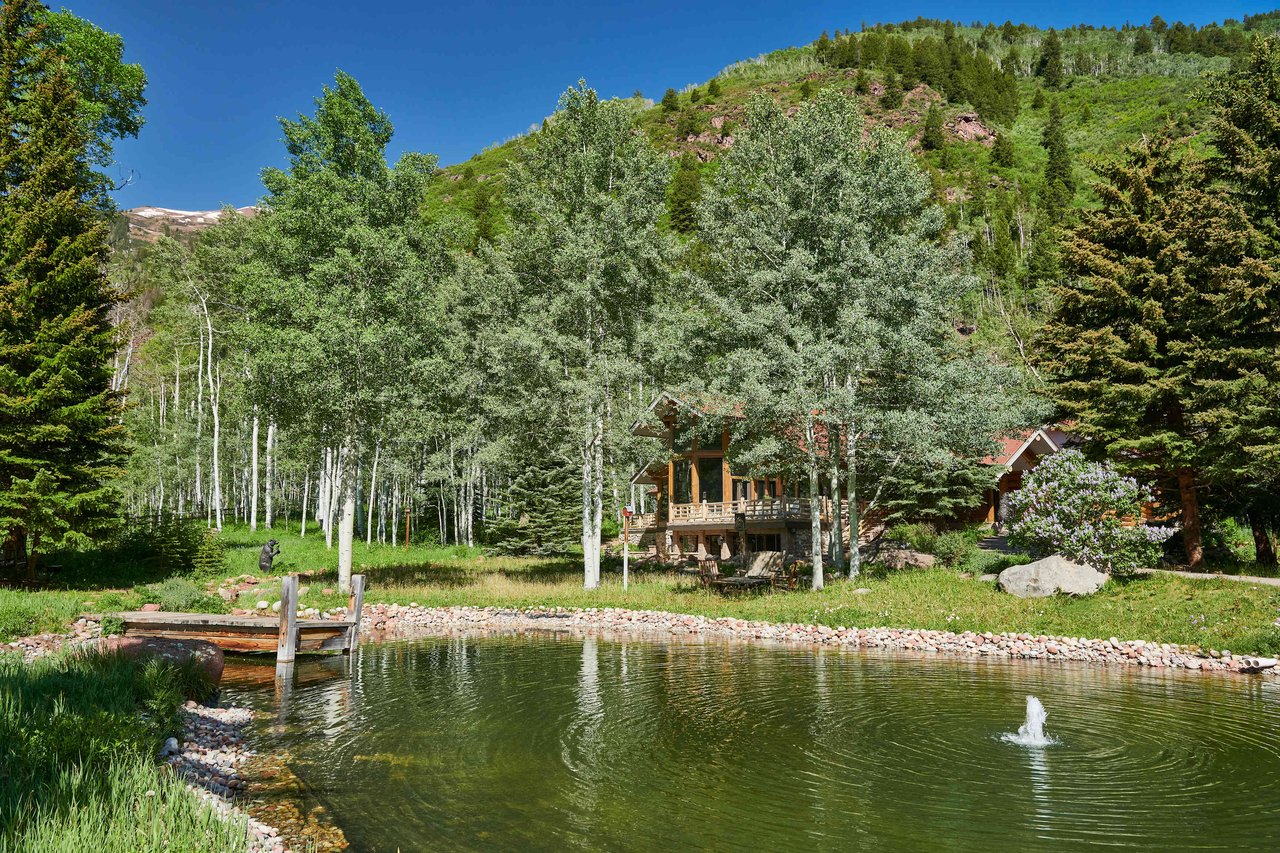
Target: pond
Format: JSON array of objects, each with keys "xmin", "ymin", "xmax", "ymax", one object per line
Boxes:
[{"xmin": 224, "ymin": 631, "xmax": 1280, "ymax": 852}]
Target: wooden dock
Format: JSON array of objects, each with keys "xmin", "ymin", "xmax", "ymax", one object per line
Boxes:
[{"xmin": 108, "ymin": 573, "xmax": 365, "ymax": 662}]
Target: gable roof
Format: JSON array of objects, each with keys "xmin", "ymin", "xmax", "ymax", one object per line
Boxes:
[{"xmin": 983, "ymin": 427, "xmax": 1063, "ymax": 469}]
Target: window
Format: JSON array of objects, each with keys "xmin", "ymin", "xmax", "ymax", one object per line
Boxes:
[
  {"xmin": 678, "ymin": 534, "xmax": 698, "ymax": 554},
  {"xmin": 673, "ymin": 459, "xmax": 692, "ymax": 505},
  {"xmin": 697, "ymin": 457, "xmax": 723, "ymax": 503},
  {"xmin": 706, "ymin": 534, "xmax": 722, "ymax": 556},
  {"xmin": 747, "ymin": 533, "xmax": 782, "ymax": 552}
]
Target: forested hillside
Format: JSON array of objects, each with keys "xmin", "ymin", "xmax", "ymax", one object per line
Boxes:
[{"xmin": 100, "ymin": 12, "xmax": 1280, "ymax": 586}]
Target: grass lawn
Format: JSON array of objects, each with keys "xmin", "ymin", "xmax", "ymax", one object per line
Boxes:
[
  {"xmin": 7, "ymin": 521, "xmax": 1280, "ymax": 655},
  {"xmin": 0, "ymin": 650, "xmax": 243, "ymax": 852}
]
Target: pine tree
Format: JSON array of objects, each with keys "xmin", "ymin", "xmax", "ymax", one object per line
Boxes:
[
  {"xmin": 1133, "ymin": 29, "xmax": 1154, "ymax": 56},
  {"xmin": 991, "ymin": 130, "xmax": 1015, "ymax": 167},
  {"xmin": 0, "ymin": 0, "xmax": 124, "ymax": 576},
  {"xmin": 1039, "ymin": 135, "xmax": 1280, "ymax": 569},
  {"xmin": 1041, "ymin": 99, "xmax": 1074, "ymax": 212},
  {"xmin": 660, "ymin": 87, "xmax": 679, "ymax": 112},
  {"xmin": 920, "ymin": 103, "xmax": 945, "ymax": 151},
  {"xmin": 667, "ymin": 153, "xmax": 702, "ymax": 234},
  {"xmin": 879, "ymin": 72, "xmax": 904, "ymax": 109},
  {"xmin": 1206, "ymin": 36, "xmax": 1280, "ymax": 244},
  {"xmin": 1031, "ymin": 87, "xmax": 1046, "ymax": 109},
  {"xmin": 1037, "ymin": 29, "xmax": 1064, "ymax": 89},
  {"xmin": 706, "ymin": 77, "xmax": 722, "ymax": 101}
]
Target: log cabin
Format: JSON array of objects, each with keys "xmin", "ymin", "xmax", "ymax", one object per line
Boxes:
[{"xmin": 627, "ymin": 392, "xmax": 1071, "ymax": 562}]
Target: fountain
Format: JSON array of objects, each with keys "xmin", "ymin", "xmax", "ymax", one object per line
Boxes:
[{"xmin": 1002, "ymin": 695, "xmax": 1056, "ymax": 747}]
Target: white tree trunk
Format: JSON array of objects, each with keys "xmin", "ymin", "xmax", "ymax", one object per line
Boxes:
[
  {"xmin": 806, "ymin": 419, "xmax": 824, "ymax": 591},
  {"xmin": 300, "ymin": 471, "xmax": 310, "ymax": 538},
  {"xmin": 846, "ymin": 428, "xmax": 861, "ymax": 579},
  {"xmin": 365, "ymin": 441, "xmax": 380, "ymax": 547},
  {"xmin": 338, "ymin": 449, "xmax": 355, "ymax": 594},
  {"xmin": 264, "ymin": 421, "xmax": 276, "ymax": 529},
  {"xmin": 209, "ymin": 366, "xmax": 223, "ymax": 531},
  {"xmin": 830, "ymin": 461, "xmax": 844, "ymax": 573},
  {"xmin": 249, "ymin": 410, "xmax": 260, "ymax": 531},
  {"xmin": 582, "ymin": 419, "xmax": 598, "ymax": 589}
]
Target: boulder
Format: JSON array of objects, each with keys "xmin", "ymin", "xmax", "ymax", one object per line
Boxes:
[
  {"xmin": 140, "ymin": 602, "xmax": 162, "ymax": 612},
  {"xmin": 880, "ymin": 547, "xmax": 936, "ymax": 570},
  {"xmin": 998, "ymin": 555, "xmax": 1107, "ymax": 598},
  {"xmin": 97, "ymin": 636, "xmax": 225, "ymax": 685}
]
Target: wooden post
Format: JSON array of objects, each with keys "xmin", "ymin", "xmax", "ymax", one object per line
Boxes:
[
  {"xmin": 346, "ymin": 573, "xmax": 366, "ymax": 652},
  {"xmin": 276, "ymin": 573, "xmax": 298, "ymax": 663}
]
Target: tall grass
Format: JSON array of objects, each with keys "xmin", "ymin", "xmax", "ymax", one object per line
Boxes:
[{"xmin": 0, "ymin": 650, "xmax": 244, "ymax": 852}]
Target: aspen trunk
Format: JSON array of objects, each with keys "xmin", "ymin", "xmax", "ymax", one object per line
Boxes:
[
  {"xmin": 1177, "ymin": 470, "xmax": 1203, "ymax": 569},
  {"xmin": 829, "ymin": 460, "xmax": 844, "ymax": 573},
  {"xmin": 338, "ymin": 472, "xmax": 355, "ymax": 594},
  {"xmin": 209, "ymin": 365, "xmax": 223, "ymax": 531},
  {"xmin": 582, "ymin": 415, "xmax": 603, "ymax": 589},
  {"xmin": 806, "ymin": 418, "xmax": 824, "ymax": 591},
  {"xmin": 366, "ymin": 442, "xmax": 380, "ymax": 547},
  {"xmin": 264, "ymin": 421, "xmax": 276, "ymax": 529},
  {"xmin": 300, "ymin": 472, "xmax": 310, "ymax": 538},
  {"xmin": 249, "ymin": 410, "xmax": 260, "ymax": 531}
]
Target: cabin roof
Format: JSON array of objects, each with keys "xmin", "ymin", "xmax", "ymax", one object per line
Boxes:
[
  {"xmin": 630, "ymin": 390, "xmax": 743, "ymax": 437},
  {"xmin": 983, "ymin": 427, "xmax": 1066, "ymax": 470}
]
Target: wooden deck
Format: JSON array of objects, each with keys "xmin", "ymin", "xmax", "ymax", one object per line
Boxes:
[
  {"xmin": 103, "ymin": 572, "xmax": 366, "ymax": 661},
  {"xmin": 111, "ymin": 611, "xmax": 356, "ymax": 654}
]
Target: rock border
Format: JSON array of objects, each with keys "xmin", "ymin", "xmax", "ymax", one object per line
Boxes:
[{"xmin": 363, "ymin": 604, "xmax": 1276, "ymax": 676}]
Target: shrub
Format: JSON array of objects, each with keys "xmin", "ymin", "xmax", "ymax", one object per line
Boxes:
[
  {"xmin": 191, "ymin": 528, "xmax": 227, "ymax": 579},
  {"xmin": 1006, "ymin": 450, "xmax": 1176, "ymax": 574},
  {"xmin": 148, "ymin": 577, "xmax": 222, "ymax": 613},
  {"xmin": 885, "ymin": 522, "xmax": 936, "ymax": 553},
  {"xmin": 934, "ymin": 531, "xmax": 978, "ymax": 568}
]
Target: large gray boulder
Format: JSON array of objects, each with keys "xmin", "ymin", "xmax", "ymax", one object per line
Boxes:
[{"xmin": 998, "ymin": 555, "xmax": 1107, "ymax": 598}]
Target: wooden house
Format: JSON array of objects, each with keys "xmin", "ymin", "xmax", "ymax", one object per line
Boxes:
[
  {"xmin": 628, "ymin": 392, "xmax": 845, "ymax": 563},
  {"xmin": 972, "ymin": 427, "xmax": 1071, "ymax": 525}
]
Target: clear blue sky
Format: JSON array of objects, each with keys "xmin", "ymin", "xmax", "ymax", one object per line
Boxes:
[{"xmin": 66, "ymin": 0, "xmax": 1263, "ymax": 210}]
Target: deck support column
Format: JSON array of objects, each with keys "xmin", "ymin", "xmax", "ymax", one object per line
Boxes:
[{"xmin": 276, "ymin": 574, "xmax": 299, "ymax": 663}]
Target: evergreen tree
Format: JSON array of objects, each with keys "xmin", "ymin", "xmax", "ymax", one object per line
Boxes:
[
  {"xmin": 854, "ymin": 69, "xmax": 870, "ymax": 95},
  {"xmin": 667, "ymin": 153, "xmax": 702, "ymax": 234},
  {"xmin": 1037, "ymin": 29, "xmax": 1065, "ymax": 89},
  {"xmin": 1206, "ymin": 36, "xmax": 1280, "ymax": 244},
  {"xmin": 660, "ymin": 87, "xmax": 679, "ymax": 112},
  {"xmin": 0, "ymin": 0, "xmax": 124, "ymax": 576},
  {"xmin": 1039, "ymin": 135, "xmax": 1280, "ymax": 569},
  {"xmin": 879, "ymin": 72, "xmax": 904, "ymax": 109},
  {"xmin": 1133, "ymin": 29, "xmax": 1154, "ymax": 56},
  {"xmin": 706, "ymin": 77, "xmax": 721, "ymax": 101},
  {"xmin": 488, "ymin": 441, "xmax": 580, "ymax": 555},
  {"xmin": 991, "ymin": 130, "xmax": 1015, "ymax": 167},
  {"xmin": 1041, "ymin": 99, "xmax": 1074, "ymax": 212},
  {"xmin": 1031, "ymin": 87, "xmax": 1046, "ymax": 109},
  {"xmin": 920, "ymin": 103, "xmax": 945, "ymax": 151}
]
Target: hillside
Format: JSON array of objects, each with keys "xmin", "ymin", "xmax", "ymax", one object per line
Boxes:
[{"xmin": 111, "ymin": 205, "xmax": 258, "ymax": 247}]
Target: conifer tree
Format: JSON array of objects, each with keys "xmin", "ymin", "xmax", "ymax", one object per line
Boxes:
[
  {"xmin": 879, "ymin": 72, "xmax": 904, "ymax": 109},
  {"xmin": 0, "ymin": 0, "xmax": 124, "ymax": 576},
  {"xmin": 1206, "ymin": 36, "xmax": 1280, "ymax": 244},
  {"xmin": 660, "ymin": 87, "xmax": 679, "ymax": 112},
  {"xmin": 1039, "ymin": 135, "xmax": 1280, "ymax": 569},
  {"xmin": 1037, "ymin": 30, "xmax": 1064, "ymax": 89},
  {"xmin": 920, "ymin": 103, "xmax": 945, "ymax": 151},
  {"xmin": 667, "ymin": 153, "xmax": 702, "ymax": 233},
  {"xmin": 706, "ymin": 77, "xmax": 721, "ymax": 101},
  {"xmin": 991, "ymin": 130, "xmax": 1015, "ymax": 167},
  {"xmin": 1041, "ymin": 99, "xmax": 1074, "ymax": 212}
]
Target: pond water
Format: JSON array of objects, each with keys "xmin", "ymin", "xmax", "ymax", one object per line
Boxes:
[{"xmin": 224, "ymin": 632, "xmax": 1280, "ymax": 852}]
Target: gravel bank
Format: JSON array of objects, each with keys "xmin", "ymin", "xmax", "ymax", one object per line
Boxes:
[{"xmin": 363, "ymin": 603, "xmax": 1278, "ymax": 676}]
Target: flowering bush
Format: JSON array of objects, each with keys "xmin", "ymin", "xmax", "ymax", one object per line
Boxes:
[{"xmin": 1006, "ymin": 450, "xmax": 1176, "ymax": 575}]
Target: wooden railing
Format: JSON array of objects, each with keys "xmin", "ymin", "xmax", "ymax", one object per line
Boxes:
[
  {"xmin": 669, "ymin": 498, "xmax": 839, "ymax": 525},
  {"xmin": 628, "ymin": 513, "xmax": 657, "ymax": 530}
]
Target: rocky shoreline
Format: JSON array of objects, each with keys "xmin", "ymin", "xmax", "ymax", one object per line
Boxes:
[{"xmin": 362, "ymin": 603, "xmax": 1279, "ymax": 676}]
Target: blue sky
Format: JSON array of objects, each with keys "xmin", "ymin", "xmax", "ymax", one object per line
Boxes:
[{"xmin": 68, "ymin": 0, "xmax": 1263, "ymax": 210}]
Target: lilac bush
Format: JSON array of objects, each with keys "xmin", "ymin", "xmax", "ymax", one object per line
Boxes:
[{"xmin": 1006, "ymin": 450, "xmax": 1176, "ymax": 575}]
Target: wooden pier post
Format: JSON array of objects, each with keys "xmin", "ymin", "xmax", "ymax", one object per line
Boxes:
[
  {"xmin": 276, "ymin": 573, "xmax": 299, "ymax": 663},
  {"xmin": 346, "ymin": 574, "xmax": 366, "ymax": 652}
]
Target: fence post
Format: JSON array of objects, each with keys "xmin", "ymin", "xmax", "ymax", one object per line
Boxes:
[
  {"xmin": 346, "ymin": 574, "xmax": 366, "ymax": 652},
  {"xmin": 276, "ymin": 573, "xmax": 299, "ymax": 663}
]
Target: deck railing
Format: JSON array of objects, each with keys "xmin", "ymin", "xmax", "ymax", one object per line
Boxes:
[{"xmin": 669, "ymin": 498, "xmax": 840, "ymax": 525}]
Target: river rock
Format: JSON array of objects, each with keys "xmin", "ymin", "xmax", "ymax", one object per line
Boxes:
[
  {"xmin": 998, "ymin": 555, "xmax": 1107, "ymax": 598},
  {"xmin": 880, "ymin": 547, "xmax": 935, "ymax": 570},
  {"xmin": 98, "ymin": 636, "xmax": 225, "ymax": 685}
]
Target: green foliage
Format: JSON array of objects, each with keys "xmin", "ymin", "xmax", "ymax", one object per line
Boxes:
[
  {"xmin": 660, "ymin": 87, "xmax": 679, "ymax": 111},
  {"xmin": 1040, "ymin": 133, "xmax": 1280, "ymax": 566},
  {"xmin": 990, "ymin": 130, "xmax": 1015, "ymax": 167},
  {"xmin": 879, "ymin": 73, "xmax": 904, "ymax": 109},
  {"xmin": 99, "ymin": 614, "xmax": 124, "ymax": 636},
  {"xmin": 0, "ymin": 0, "xmax": 125, "ymax": 578},
  {"xmin": 1037, "ymin": 29, "xmax": 1064, "ymax": 88},
  {"xmin": 147, "ymin": 576, "xmax": 222, "ymax": 613},
  {"xmin": 886, "ymin": 522, "xmax": 937, "ymax": 552},
  {"xmin": 921, "ymin": 103, "xmax": 945, "ymax": 150},
  {"xmin": 0, "ymin": 650, "xmax": 239, "ymax": 850},
  {"xmin": 1040, "ymin": 98, "xmax": 1074, "ymax": 212},
  {"xmin": 934, "ymin": 530, "xmax": 979, "ymax": 568},
  {"xmin": 667, "ymin": 153, "xmax": 702, "ymax": 233},
  {"xmin": 488, "ymin": 448, "xmax": 580, "ymax": 556},
  {"xmin": 706, "ymin": 77, "xmax": 722, "ymax": 100},
  {"xmin": 191, "ymin": 527, "xmax": 226, "ymax": 578}
]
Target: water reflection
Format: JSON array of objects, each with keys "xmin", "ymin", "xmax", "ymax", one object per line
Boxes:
[{"xmin": 223, "ymin": 633, "xmax": 1280, "ymax": 853}]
